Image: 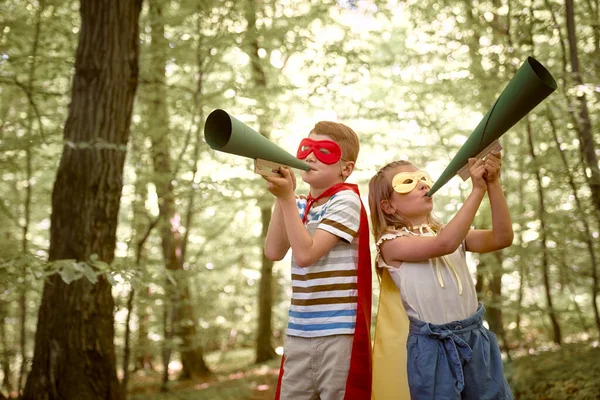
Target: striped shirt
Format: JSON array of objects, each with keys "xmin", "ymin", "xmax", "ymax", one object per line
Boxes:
[{"xmin": 287, "ymin": 189, "xmax": 361, "ymax": 337}]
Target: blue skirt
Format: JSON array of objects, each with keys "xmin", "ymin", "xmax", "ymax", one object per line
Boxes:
[{"xmin": 407, "ymin": 304, "xmax": 513, "ymax": 400}]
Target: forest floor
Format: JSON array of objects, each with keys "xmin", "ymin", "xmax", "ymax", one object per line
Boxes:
[
  {"xmin": 129, "ymin": 342, "xmax": 600, "ymax": 400},
  {"xmin": 128, "ymin": 348, "xmax": 279, "ymax": 400}
]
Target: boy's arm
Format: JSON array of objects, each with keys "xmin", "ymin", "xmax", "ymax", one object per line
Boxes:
[
  {"xmin": 278, "ymin": 196, "xmax": 341, "ymax": 268},
  {"xmin": 264, "ymin": 199, "xmax": 291, "ymax": 261},
  {"xmin": 465, "ymin": 151, "xmax": 514, "ymax": 252},
  {"xmin": 262, "ymin": 168, "xmax": 341, "ymax": 267},
  {"xmin": 381, "ymin": 157, "xmax": 488, "ymax": 263}
]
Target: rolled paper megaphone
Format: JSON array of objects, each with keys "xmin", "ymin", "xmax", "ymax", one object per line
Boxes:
[
  {"xmin": 427, "ymin": 56, "xmax": 557, "ymax": 196},
  {"xmin": 204, "ymin": 109, "xmax": 310, "ymax": 176}
]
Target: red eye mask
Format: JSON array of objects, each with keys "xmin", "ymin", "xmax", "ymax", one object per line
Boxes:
[{"xmin": 296, "ymin": 138, "xmax": 342, "ymax": 164}]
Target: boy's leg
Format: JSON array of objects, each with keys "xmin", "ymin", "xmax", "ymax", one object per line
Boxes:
[
  {"xmin": 460, "ymin": 328, "xmax": 513, "ymax": 400},
  {"xmin": 280, "ymin": 335, "xmax": 319, "ymax": 400},
  {"xmin": 316, "ymin": 334, "xmax": 353, "ymax": 400},
  {"xmin": 406, "ymin": 333, "xmax": 461, "ymax": 400}
]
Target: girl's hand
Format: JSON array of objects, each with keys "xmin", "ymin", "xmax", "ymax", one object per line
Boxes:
[
  {"xmin": 484, "ymin": 151, "xmax": 502, "ymax": 184},
  {"xmin": 468, "ymin": 157, "xmax": 487, "ymax": 192},
  {"xmin": 262, "ymin": 167, "xmax": 296, "ymax": 200}
]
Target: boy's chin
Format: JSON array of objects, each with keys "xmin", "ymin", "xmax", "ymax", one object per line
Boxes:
[
  {"xmin": 300, "ymin": 170, "xmax": 314, "ymax": 181},
  {"xmin": 301, "ymin": 171, "xmax": 326, "ymax": 187}
]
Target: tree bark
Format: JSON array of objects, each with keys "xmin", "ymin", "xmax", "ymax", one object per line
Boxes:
[
  {"xmin": 525, "ymin": 118, "xmax": 562, "ymax": 345},
  {"xmin": 125, "ymin": 130, "xmax": 155, "ymax": 384},
  {"xmin": 257, "ymin": 204, "xmax": 277, "ymax": 362},
  {"xmin": 0, "ymin": 303, "xmax": 12, "ymax": 396},
  {"xmin": 546, "ymin": 109, "xmax": 600, "ymax": 337},
  {"xmin": 22, "ymin": 1, "xmax": 143, "ymax": 399},
  {"xmin": 18, "ymin": 1, "xmax": 45, "ymax": 393},
  {"xmin": 245, "ymin": 0, "xmax": 277, "ymax": 363},
  {"xmin": 565, "ymin": 0, "xmax": 600, "ymax": 224},
  {"xmin": 565, "ymin": 0, "xmax": 600, "ymax": 335},
  {"xmin": 147, "ymin": 0, "xmax": 209, "ymax": 380}
]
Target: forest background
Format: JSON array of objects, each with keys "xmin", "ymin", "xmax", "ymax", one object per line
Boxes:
[{"xmin": 0, "ymin": 0, "xmax": 599, "ymax": 399}]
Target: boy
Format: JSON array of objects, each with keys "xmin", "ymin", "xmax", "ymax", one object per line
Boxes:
[{"xmin": 263, "ymin": 121, "xmax": 372, "ymax": 400}]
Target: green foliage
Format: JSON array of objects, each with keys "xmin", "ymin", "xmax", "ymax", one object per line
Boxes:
[
  {"xmin": 506, "ymin": 343, "xmax": 600, "ymax": 400},
  {"xmin": 1, "ymin": 0, "xmax": 599, "ymax": 395}
]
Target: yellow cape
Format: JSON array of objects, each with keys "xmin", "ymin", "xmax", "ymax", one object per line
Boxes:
[{"xmin": 371, "ymin": 268, "xmax": 411, "ymax": 400}]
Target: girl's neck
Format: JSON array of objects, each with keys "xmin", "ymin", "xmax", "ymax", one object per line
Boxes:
[{"xmin": 408, "ymin": 217, "xmax": 429, "ymax": 227}]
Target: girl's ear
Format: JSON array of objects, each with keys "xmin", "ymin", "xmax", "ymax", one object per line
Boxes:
[{"xmin": 380, "ymin": 199, "xmax": 396, "ymax": 215}]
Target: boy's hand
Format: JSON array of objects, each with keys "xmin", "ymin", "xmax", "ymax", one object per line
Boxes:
[
  {"xmin": 484, "ymin": 150, "xmax": 502, "ymax": 184},
  {"xmin": 262, "ymin": 167, "xmax": 296, "ymax": 200},
  {"xmin": 468, "ymin": 157, "xmax": 487, "ymax": 191}
]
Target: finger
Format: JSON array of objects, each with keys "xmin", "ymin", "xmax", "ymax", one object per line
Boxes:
[
  {"xmin": 485, "ymin": 156, "xmax": 500, "ymax": 167},
  {"xmin": 263, "ymin": 174, "xmax": 284, "ymax": 183},
  {"xmin": 484, "ymin": 159, "xmax": 499, "ymax": 169},
  {"xmin": 472, "ymin": 157, "xmax": 484, "ymax": 167},
  {"xmin": 489, "ymin": 150, "xmax": 502, "ymax": 159}
]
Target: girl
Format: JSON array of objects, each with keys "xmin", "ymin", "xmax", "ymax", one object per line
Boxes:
[{"xmin": 369, "ymin": 152, "xmax": 513, "ymax": 400}]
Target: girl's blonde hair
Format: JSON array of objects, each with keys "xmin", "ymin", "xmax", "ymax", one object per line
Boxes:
[{"xmin": 368, "ymin": 160, "xmax": 442, "ymax": 241}]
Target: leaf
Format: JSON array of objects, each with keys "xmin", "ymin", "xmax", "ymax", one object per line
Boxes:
[
  {"xmin": 58, "ymin": 262, "xmax": 82, "ymax": 284},
  {"xmin": 104, "ymin": 271, "xmax": 117, "ymax": 286},
  {"xmin": 82, "ymin": 263, "xmax": 98, "ymax": 284}
]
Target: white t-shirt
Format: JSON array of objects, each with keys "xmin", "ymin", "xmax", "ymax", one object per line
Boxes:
[{"xmin": 376, "ymin": 227, "xmax": 478, "ymax": 325}]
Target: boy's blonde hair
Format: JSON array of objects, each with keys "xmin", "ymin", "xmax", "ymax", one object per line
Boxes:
[
  {"xmin": 311, "ymin": 121, "xmax": 360, "ymax": 162},
  {"xmin": 368, "ymin": 160, "xmax": 441, "ymax": 240}
]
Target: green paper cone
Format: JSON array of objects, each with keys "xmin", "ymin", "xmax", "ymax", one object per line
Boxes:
[
  {"xmin": 427, "ymin": 56, "xmax": 557, "ymax": 196},
  {"xmin": 204, "ymin": 109, "xmax": 310, "ymax": 171}
]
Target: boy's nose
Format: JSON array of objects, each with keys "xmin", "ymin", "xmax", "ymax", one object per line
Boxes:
[{"xmin": 304, "ymin": 151, "xmax": 317, "ymax": 163}]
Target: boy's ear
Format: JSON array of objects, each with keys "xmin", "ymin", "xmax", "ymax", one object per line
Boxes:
[
  {"xmin": 380, "ymin": 199, "xmax": 396, "ymax": 215},
  {"xmin": 341, "ymin": 161, "xmax": 355, "ymax": 179}
]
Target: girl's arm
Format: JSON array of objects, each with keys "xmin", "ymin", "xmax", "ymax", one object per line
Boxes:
[
  {"xmin": 381, "ymin": 158, "xmax": 488, "ymax": 264},
  {"xmin": 465, "ymin": 151, "xmax": 514, "ymax": 252},
  {"xmin": 264, "ymin": 199, "xmax": 291, "ymax": 261}
]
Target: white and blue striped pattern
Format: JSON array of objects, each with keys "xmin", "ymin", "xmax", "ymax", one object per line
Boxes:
[{"xmin": 288, "ymin": 190, "xmax": 361, "ymax": 338}]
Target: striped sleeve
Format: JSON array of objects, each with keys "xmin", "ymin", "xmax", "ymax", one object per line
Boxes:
[{"xmin": 317, "ymin": 190, "xmax": 361, "ymax": 243}]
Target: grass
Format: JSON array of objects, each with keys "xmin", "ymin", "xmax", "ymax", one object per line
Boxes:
[
  {"xmin": 128, "ymin": 348, "xmax": 280, "ymax": 400},
  {"xmin": 128, "ymin": 342, "xmax": 600, "ymax": 400},
  {"xmin": 505, "ymin": 342, "xmax": 600, "ymax": 400}
]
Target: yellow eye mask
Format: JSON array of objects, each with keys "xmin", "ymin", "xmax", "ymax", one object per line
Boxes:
[{"xmin": 392, "ymin": 171, "xmax": 434, "ymax": 193}]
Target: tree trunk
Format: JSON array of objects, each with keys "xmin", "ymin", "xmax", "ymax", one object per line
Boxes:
[
  {"xmin": 256, "ymin": 204, "xmax": 277, "ymax": 362},
  {"xmin": 18, "ymin": 2, "xmax": 45, "ymax": 393},
  {"xmin": 565, "ymin": 0, "xmax": 600, "ymax": 335},
  {"xmin": 22, "ymin": 1, "xmax": 142, "ymax": 399},
  {"xmin": 147, "ymin": 0, "xmax": 209, "ymax": 380},
  {"xmin": 245, "ymin": 0, "xmax": 277, "ymax": 363},
  {"xmin": 546, "ymin": 109, "xmax": 600, "ymax": 337},
  {"xmin": 565, "ymin": 0, "xmax": 600, "ymax": 223},
  {"xmin": 134, "ymin": 287, "xmax": 154, "ymax": 371},
  {"xmin": 525, "ymin": 118, "xmax": 562, "ymax": 345},
  {"xmin": 124, "ymin": 131, "xmax": 155, "ymax": 384},
  {"xmin": 489, "ymin": 253, "xmax": 511, "ymax": 360},
  {"xmin": 0, "ymin": 303, "xmax": 12, "ymax": 396},
  {"xmin": 129, "ymin": 131, "xmax": 155, "ymax": 374},
  {"xmin": 514, "ymin": 142, "xmax": 526, "ymax": 342}
]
